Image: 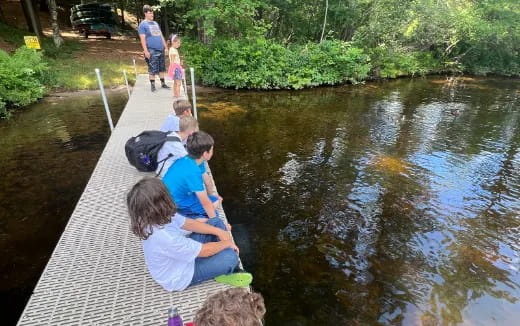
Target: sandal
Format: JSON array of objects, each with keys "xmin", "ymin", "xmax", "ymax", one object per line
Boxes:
[{"xmin": 214, "ymin": 272, "xmax": 253, "ymax": 287}]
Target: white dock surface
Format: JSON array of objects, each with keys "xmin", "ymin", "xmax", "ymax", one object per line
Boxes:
[{"xmin": 17, "ymin": 75, "xmax": 233, "ymax": 325}]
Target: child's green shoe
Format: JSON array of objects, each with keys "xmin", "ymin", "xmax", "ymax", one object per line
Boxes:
[{"xmin": 214, "ymin": 272, "xmax": 253, "ymax": 287}]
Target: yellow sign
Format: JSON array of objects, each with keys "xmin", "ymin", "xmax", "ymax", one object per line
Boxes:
[{"xmin": 24, "ymin": 36, "xmax": 41, "ymax": 49}]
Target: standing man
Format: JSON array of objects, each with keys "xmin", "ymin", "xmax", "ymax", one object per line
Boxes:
[{"xmin": 138, "ymin": 5, "xmax": 170, "ymax": 92}]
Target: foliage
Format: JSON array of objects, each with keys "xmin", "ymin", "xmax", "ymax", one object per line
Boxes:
[
  {"xmin": 0, "ymin": 0, "xmax": 518, "ymax": 110},
  {"xmin": 139, "ymin": 0, "xmax": 520, "ymax": 81},
  {"xmin": 367, "ymin": 45, "xmax": 440, "ymax": 78},
  {"xmin": 183, "ymin": 38, "xmax": 370, "ymax": 89},
  {"xmin": 0, "ymin": 47, "xmax": 49, "ymax": 119}
]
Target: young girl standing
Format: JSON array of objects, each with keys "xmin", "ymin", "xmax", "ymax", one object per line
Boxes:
[{"xmin": 168, "ymin": 34, "xmax": 184, "ymax": 98}]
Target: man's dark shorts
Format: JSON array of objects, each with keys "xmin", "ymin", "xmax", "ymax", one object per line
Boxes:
[{"xmin": 145, "ymin": 49, "xmax": 165, "ymax": 75}]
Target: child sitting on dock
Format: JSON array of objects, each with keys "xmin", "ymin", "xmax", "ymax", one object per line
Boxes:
[
  {"xmin": 127, "ymin": 177, "xmax": 252, "ymax": 291},
  {"xmin": 162, "ymin": 131, "xmax": 222, "ymax": 219},
  {"xmin": 190, "ymin": 288, "xmax": 266, "ymax": 326},
  {"xmin": 160, "ymin": 100, "xmax": 192, "ymax": 133},
  {"xmin": 156, "ymin": 116, "xmax": 198, "ymax": 178}
]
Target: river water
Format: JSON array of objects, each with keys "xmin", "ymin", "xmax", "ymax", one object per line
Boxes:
[
  {"xmin": 2, "ymin": 78, "xmax": 520, "ymax": 325},
  {"xmin": 0, "ymin": 89, "xmax": 128, "ymax": 325}
]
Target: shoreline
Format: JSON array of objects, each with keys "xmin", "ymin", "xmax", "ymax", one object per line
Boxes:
[{"xmin": 38, "ymin": 72, "xmax": 520, "ymax": 103}]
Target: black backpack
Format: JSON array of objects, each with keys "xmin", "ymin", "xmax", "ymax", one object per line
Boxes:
[{"xmin": 125, "ymin": 130, "xmax": 180, "ymax": 173}]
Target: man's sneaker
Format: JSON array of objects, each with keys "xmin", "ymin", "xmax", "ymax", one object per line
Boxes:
[
  {"xmin": 161, "ymin": 83, "xmax": 171, "ymax": 89},
  {"xmin": 151, "ymin": 84, "xmax": 156, "ymax": 92}
]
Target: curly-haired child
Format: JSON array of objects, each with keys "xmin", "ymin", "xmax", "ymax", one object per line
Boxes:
[{"xmin": 190, "ymin": 288, "xmax": 266, "ymax": 326}]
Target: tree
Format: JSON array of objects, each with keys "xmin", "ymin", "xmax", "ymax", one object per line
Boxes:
[
  {"xmin": 47, "ymin": 0, "xmax": 63, "ymax": 48},
  {"xmin": 320, "ymin": 0, "xmax": 329, "ymax": 43},
  {"xmin": 21, "ymin": 0, "xmax": 43, "ymax": 41}
]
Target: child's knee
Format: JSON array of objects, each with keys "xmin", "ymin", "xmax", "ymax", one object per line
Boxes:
[
  {"xmin": 206, "ymin": 217, "xmax": 225, "ymax": 229},
  {"xmin": 221, "ymin": 248, "xmax": 239, "ymax": 268}
]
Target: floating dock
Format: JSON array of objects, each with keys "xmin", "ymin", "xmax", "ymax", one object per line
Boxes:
[{"xmin": 17, "ymin": 75, "xmax": 234, "ymax": 325}]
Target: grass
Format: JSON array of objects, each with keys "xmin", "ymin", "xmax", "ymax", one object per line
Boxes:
[{"xmin": 49, "ymin": 58, "xmax": 147, "ymax": 90}]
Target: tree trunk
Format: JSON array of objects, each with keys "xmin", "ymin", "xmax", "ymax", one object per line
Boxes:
[
  {"xmin": 21, "ymin": 0, "xmax": 44, "ymax": 41},
  {"xmin": 0, "ymin": 4, "xmax": 5, "ymax": 23},
  {"xmin": 163, "ymin": 6, "xmax": 169, "ymax": 38},
  {"xmin": 197, "ymin": 19, "xmax": 208, "ymax": 44},
  {"xmin": 47, "ymin": 0, "xmax": 63, "ymax": 47},
  {"xmin": 120, "ymin": 2, "xmax": 125, "ymax": 27},
  {"xmin": 197, "ymin": 1, "xmax": 215, "ymax": 44},
  {"xmin": 136, "ymin": 2, "xmax": 141, "ymax": 24},
  {"xmin": 320, "ymin": 0, "xmax": 329, "ymax": 43}
]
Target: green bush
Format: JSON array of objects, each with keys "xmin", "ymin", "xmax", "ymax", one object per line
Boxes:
[
  {"xmin": 183, "ymin": 38, "xmax": 371, "ymax": 89},
  {"xmin": 368, "ymin": 45, "xmax": 441, "ymax": 78},
  {"xmin": 0, "ymin": 46, "xmax": 49, "ymax": 119},
  {"xmin": 461, "ymin": 45, "xmax": 520, "ymax": 77}
]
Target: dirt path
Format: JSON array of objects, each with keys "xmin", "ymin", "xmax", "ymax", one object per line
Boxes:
[
  {"xmin": 0, "ymin": 0, "xmax": 143, "ymax": 62},
  {"xmin": 63, "ymin": 30, "xmax": 143, "ymax": 62}
]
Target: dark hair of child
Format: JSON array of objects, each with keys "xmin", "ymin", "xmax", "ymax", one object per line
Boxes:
[
  {"xmin": 127, "ymin": 177, "xmax": 176, "ymax": 240},
  {"xmin": 187, "ymin": 131, "xmax": 214, "ymax": 159}
]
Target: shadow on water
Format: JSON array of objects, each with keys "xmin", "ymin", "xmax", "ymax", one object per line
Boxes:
[
  {"xmin": 199, "ymin": 77, "xmax": 520, "ymax": 325},
  {"xmin": 0, "ymin": 89, "xmax": 127, "ymax": 326}
]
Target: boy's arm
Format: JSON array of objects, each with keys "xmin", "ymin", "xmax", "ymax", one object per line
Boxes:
[
  {"xmin": 199, "ymin": 240, "xmax": 238, "ymax": 257},
  {"xmin": 139, "ymin": 34, "xmax": 150, "ymax": 59},
  {"xmin": 182, "ymin": 218, "xmax": 230, "ymax": 241},
  {"xmin": 182, "ymin": 217, "xmax": 235, "ymax": 257},
  {"xmin": 202, "ymin": 173, "xmax": 223, "ymax": 201},
  {"xmin": 195, "ymin": 191, "xmax": 218, "ymax": 218},
  {"xmin": 161, "ymin": 33, "xmax": 168, "ymax": 55}
]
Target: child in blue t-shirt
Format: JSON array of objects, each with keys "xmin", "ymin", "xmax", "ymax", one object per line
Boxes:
[{"xmin": 162, "ymin": 131, "xmax": 222, "ymax": 219}]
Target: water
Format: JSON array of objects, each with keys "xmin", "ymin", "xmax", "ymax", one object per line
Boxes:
[
  {"xmin": 197, "ymin": 77, "xmax": 520, "ymax": 325},
  {"xmin": 2, "ymin": 77, "xmax": 520, "ymax": 325},
  {"xmin": 0, "ymin": 90, "xmax": 127, "ymax": 325}
]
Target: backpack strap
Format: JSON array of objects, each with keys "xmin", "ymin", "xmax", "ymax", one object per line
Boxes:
[
  {"xmin": 155, "ymin": 153, "xmax": 173, "ymax": 177},
  {"xmin": 155, "ymin": 135, "xmax": 181, "ymax": 177}
]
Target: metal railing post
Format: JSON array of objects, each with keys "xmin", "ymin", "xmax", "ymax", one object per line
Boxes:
[
  {"xmin": 95, "ymin": 68, "xmax": 114, "ymax": 132},
  {"xmin": 132, "ymin": 57, "xmax": 137, "ymax": 79},
  {"xmin": 123, "ymin": 69, "xmax": 131, "ymax": 98},
  {"xmin": 182, "ymin": 76, "xmax": 188, "ymax": 99},
  {"xmin": 190, "ymin": 68, "xmax": 197, "ymax": 120}
]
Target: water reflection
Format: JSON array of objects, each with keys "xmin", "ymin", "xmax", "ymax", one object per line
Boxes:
[
  {"xmin": 0, "ymin": 90, "xmax": 127, "ymax": 325},
  {"xmin": 200, "ymin": 77, "xmax": 520, "ymax": 325}
]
